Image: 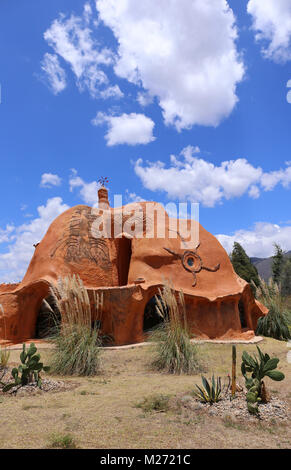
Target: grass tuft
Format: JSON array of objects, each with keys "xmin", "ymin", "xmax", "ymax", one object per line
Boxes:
[
  {"xmin": 135, "ymin": 393, "xmax": 170, "ymax": 413},
  {"xmin": 48, "ymin": 432, "xmax": 77, "ymax": 449},
  {"xmin": 149, "ymin": 282, "xmax": 201, "ymax": 374},
  {"xmin": 49, "ymin": 275, "xmax": 104, "ymax": 376},
  {"xmin": 0, "ymin": 304, "xmax": 10, "ymax": 370},
  {"xmin": 253, "ymin": 277, "xmax": 291, "ymax": 341},
  {"xmin": 0, "ymin": 347, "xmax": 10, "ymax": 369}
]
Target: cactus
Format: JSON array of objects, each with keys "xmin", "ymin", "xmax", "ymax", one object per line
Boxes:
[
  {"xmin": 2, "ymin": 343, "xmax": 50, "ymax": 392},
  {"xmin": 194, "ymin": 375, "xmax": 222, "ymax": 404},
  {"xmin": 231, "ymin": 345, "xmax": 236, "ymax": 398},
  {"xmin": 241, "ymin": 346, "xmax": 285, "ymax": 415}
]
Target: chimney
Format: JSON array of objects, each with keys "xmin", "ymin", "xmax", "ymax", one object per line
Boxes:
[{"xmin": 98, "ymin": 186, "xmax": 110, "ymax": 210}]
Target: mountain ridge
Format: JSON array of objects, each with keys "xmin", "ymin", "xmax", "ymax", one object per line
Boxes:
[{"xmin": 250, "ymin": 250, "xmax": 291, "ymax": 281}]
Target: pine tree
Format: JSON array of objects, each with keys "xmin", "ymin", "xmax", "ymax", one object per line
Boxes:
[
  {"xmin": 230, "ymin": 242, "xmax": 260, "ymax": 292},
  {"xmin": 281, "ymin": 258, "xmax": 291, "ymax": 297},
  {"xmin": 271, "ymin": 243, "xmax": 285, "ymax": 285}
]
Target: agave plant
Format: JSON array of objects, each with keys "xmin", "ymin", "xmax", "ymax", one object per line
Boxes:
[
  {"xmin": 241, "ymin": 346, "xmax": 285, "ymax": 415},
  {"xmin": 194, "ymin": 375, "xmax": 222, "ymax": 404}
]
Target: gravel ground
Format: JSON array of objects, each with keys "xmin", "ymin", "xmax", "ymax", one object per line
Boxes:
[
  {"xmin": 179, "ymin": 388, "xmax": 289, "ymax": 423},
  {"xmin": 0, "ymin": 367, "xmax": 78, "ymax": 396}
]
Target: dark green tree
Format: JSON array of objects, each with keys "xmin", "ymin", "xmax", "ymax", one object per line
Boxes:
[
  {"xmin": 281, "ymin": 258, "xmax": 291, "ymax": 297},
  {"xmin": 271, "ymin": 243, "xmax": 285, "ymax": 285},
  {"xmin": 230, "ymin": 242, "xmax": 260, "ymax": 293}
]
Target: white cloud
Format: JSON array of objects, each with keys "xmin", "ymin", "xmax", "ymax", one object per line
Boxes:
[
  {"xmin": 92, "ymin": 112, "xmax": 156, "ymax": 146},
  {"xmin": 0, "ymin": 198, "xmax": 69, "ymax": 282},
  {"xmin": 99, "ymin": 84, "xmax": 124, "ymax": 99},
  {"xmin": 247, "ymin": 0, "xmax": 291, "ymax": 62},
  {"xmin": 261, "ymin": 167, "xmax": 291, "ymax": 191},
  {"xmin": 40, "ymin": 53, "xmax": 67, "ymax": 94},
  {"xmin": 40, "ymin": 173, "xmax": 62, "ymax": 188},
  {"xmin": 0, "ymin": 225, "xmax": 15, "ymax": 244},
  {"xmin": 216, "ymin": 222, "xmax": 291, "ymax": 258},
  {"xmin": 69, "ymin": 170, "xmax": 99, "ymax": 206},
  {"xmin": 137, "ymin": 91, "xmax": 153, "ymax": 107},
  {"xmin": 83, "ymin": 2, "xmax": 93, "ymax": 23},
  {"xmin": 43, "ymin": 7, "xmax": 120, "ymax": 99},
  {"xmin": 134, "ymin": 146, "xmax": 291, "ymax": 207},
  {"xmin": 248, "ymin": 185, "xmax": 260, "ymax": 199},
  {"xmin": 125, "ymin": 190, "xmax": 145, "ymax": 203},
  {"xmin": 96, "ymin": 0, "xmax": 245, "ymax": 130}
]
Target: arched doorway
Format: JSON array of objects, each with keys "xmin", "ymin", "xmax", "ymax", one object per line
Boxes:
[
  {"xmin": 143, "ymin": 295, "xmax": 168, "ymax": 332},
  {"xmin": 35, "ymin": 295, "xmax": 61, "ymax": 338},
  {"xmin": 238, "ymin": 298, "xmax": 247, "ymax": 328}
]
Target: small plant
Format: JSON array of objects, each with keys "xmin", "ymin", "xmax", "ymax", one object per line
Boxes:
[
  {"xmin": 136, "ymin": 394, "xmax": 170, "ymax": 413},
  {"xmin": 0, "ymin": 304, "xmax": 10, "ymax": 371},
  {"xmin": 253, "ymin": 277, "xmax": 290, "ymax": 341},
  {"xmin": 241, "ymin": 346, "xmax": 285, "ymax": 415},
  {"xmin": 48, "ymin": 432, "xmax": 77, "ymax": 449},
  {"xmin": 149, "ymin": 282, "xmax": 200, "ymax": 374},
  {"xmin": 1, "ymin": 343, "xmax": 50, "ymax": 392},
  {"xmin": 0, "ymin": 346, "xmax": 10, "ymax": 385},
  {"xmin": 0, "ymin": 347, "xmax": 10, "ymax": 369},
  {"xmin": 194, "ymin": 375, "xmax": 222, "ymax": 404}
]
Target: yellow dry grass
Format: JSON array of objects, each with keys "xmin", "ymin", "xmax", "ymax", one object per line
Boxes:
[{"xmin": 0, "ymin": 337, "xmax": 290, "ymax": 449}]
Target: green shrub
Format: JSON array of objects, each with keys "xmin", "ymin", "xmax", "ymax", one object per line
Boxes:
[
  {"xmin": 49, "ymin": 275, "xmax": 104, "ymax": 376},
  {"xmin": 48, "ymin": 433, "xmax": 77, "ymax": 449},
  {"xmin": 136, "ymin": 394, "xmax": 170, "ymax": 413},
  {"xmin": 241, "ymin": 346, "xmax": 285, "ymax": 415},
  {"xmin": 194, "ymin": 375, "xmax": 222, "ymax": 404},
  {"xmin": 253, "ymin": 277, "xmax": 290, "ymax": 341},
  {"xmin": 149, "ymin": 282, "xmax": 200, "ymax": 374}
]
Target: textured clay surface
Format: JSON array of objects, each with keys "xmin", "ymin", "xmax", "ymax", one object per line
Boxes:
[{"xmin": 0, "ymin": 189, "xmax": 267, "ymax": 345}]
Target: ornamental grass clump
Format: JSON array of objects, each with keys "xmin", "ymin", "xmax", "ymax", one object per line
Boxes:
[
  {"xmin": 149, "ymin": 282, "xmax": 200, "ymax": 374},
  {"xmin": 0, "ymin": 347, "xmax": 10, "ymax": 370},
  {"xmin": 49, "ymin": 275, "xmax": 104, "ymax": 376},
  {"xmin": 0, "ymin": 304, "xmax": 10, "ymax": 371},
  {"xmin": 253, "ymin": 277, "xmax": 290, "ymax": 341}
]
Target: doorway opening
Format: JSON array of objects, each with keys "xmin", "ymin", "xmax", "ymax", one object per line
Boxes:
[
  {"xmin": 117, "ymin": 236, "xmax": 132, "ymax": 286},
  {"xmin": 143, "ymin": 295, "xmax": 168, "ymax": 333},
  {"xmin": 35, "ymin": 295, "xmax": 61, "ymax": 338},
  {"xmin": 238, "ymin": 298, "xmax": 247, "ymax": 328}
]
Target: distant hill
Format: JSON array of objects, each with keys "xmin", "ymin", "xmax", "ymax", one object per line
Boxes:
[{"xmin": 250, "ymin": 250, "xmax": 291, "ymax": 281}]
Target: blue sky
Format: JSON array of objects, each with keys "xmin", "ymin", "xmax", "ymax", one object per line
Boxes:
[{"xmin": 0, "ymin": 0, "xmax": 291, "ymax": 282}]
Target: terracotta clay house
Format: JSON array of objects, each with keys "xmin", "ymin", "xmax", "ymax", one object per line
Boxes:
[{"xmin": 0, "ymin": 187, "xmax": 267, "ymax": 345}]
